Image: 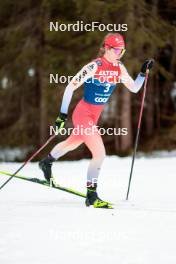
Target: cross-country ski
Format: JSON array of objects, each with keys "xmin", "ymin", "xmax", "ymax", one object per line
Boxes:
[{"xmin": 0, "ymin": 170, "xmax": 86, "ymax": 198}]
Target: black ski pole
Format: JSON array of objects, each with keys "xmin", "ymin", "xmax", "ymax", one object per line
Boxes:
[
  {"xmin": 0, "ymin": 134, "xmax": 56, "ymax": 190},
  {"xmin": 126, "ymin": 69, "xmax": 150, "ymax": 200}
]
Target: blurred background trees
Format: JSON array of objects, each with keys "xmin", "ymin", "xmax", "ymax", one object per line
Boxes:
[{"xmin": 0, "ymin": 0, "xmax": 175, "ymax": 161}]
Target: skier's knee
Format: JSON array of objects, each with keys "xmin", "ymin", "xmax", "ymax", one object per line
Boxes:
[
  {"xmin": 100, "ymin": 148, "xmax": 106, "ymax": 160},
  {"xmin": 93, "ymin": 151, "xmax": 106, "ymax": 163}
]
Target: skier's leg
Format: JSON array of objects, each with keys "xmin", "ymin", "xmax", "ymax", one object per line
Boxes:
[
  {"xmin": 39, "ymin": 133, "xmax": 83, "ymax": 181},
  {"xmin": 50, "ymin": 133, "xmax": 83, "ymax": 159},
  {"xmin": 83, "ymin": 132, "xmax": 112, "ymax": 208},
  {"xmin": 84, "ymin": 132, "xmax": 106, "ymax": 188}
]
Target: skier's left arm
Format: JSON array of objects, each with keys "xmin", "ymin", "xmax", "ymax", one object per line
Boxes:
[{"xmin": 120, "ymin": 59, "xmax": 154, "ymax": 93}]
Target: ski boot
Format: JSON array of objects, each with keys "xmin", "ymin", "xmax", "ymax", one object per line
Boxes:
[
  {"xmin": 39, "ymin": 154, "xmax": 55, "ymax": 185},
  {"xmin": 85, "ymin": 185, "xmax": 113, "ymax": 209}
]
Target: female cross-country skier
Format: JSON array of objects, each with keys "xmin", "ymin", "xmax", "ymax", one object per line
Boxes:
[{"xmin": 39, "ymin": 33, "xmax": 154, "ymax": 208}]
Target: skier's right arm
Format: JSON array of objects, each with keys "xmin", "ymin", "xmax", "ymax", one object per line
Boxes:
[{"xmin": 55, "ymin": 62, "xmax": 97, "ymax": 129}]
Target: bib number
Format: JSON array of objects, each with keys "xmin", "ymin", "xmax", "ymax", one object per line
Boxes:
[{"xmin": 104, "ymin": 83, "xmax": 110, "ymax": 93}]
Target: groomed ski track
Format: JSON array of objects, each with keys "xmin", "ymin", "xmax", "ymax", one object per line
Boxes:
[{"xmin": 0, "ymin": 155, "xmax": 176, "ymax": 264}]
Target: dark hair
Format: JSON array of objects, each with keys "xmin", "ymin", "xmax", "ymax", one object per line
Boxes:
[{"xmin": 98, "ymin": 46, "xmax": 106, "ymax": 57}]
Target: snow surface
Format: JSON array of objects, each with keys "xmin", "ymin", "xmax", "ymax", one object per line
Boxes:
[{"xmin": 0, "ymin": 155, "xmax": 176, "ymax": 264}]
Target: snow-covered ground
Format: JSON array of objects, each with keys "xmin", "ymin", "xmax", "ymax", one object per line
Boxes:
[{"xmin": 0, "ymin": 155, "xmax": 176, "ymax": 264}]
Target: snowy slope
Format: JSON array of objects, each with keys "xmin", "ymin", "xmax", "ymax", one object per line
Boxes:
[{"xmin": 0, "ymin": 155, "xmax": 176, "ymax": 264}]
